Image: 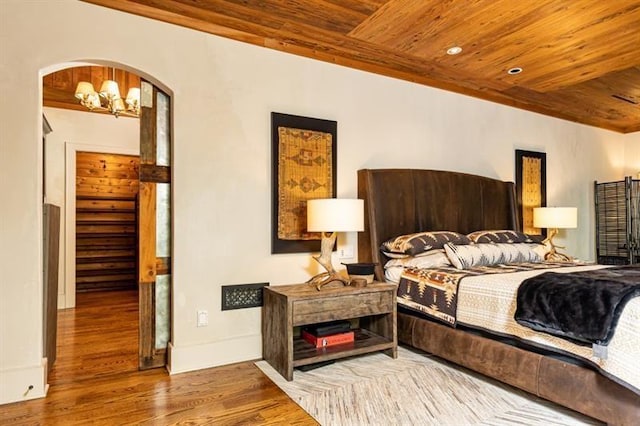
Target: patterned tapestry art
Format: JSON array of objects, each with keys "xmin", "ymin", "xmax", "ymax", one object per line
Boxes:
[
  {"xmin": 271, "ymin": 112, "xmax": 337, "ymax": 254},
  {"xmin": 515, "ymin": 150, "xmax": 547, "ymax": 237},
  {"xmin": 522, "ymin": 156, "xmax": 542, "ymax": 233},
  {"xmin": 277, "ymin": 127, "xmax": 333, "ymax": 240}
]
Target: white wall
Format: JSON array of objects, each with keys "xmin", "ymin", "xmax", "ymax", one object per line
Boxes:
[
  {"xmin": 0, "ymin": 0, "xmax": 631, "ymax": 403},
  {"xmin": 623, "ymin": 132, "xmax": 640, "ymax": 177},
  {"xmin": 43, "ymin": 107, "xmax": 139, "ymax": 308}
]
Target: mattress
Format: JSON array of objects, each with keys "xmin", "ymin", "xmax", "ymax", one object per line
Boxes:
[{"xmin": 394, "ymin": 264, "xmax": 640, "ymax": 395}]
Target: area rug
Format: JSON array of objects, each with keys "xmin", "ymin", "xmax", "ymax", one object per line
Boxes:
[{"xmin": 255, "ymin": 346, "xmax": 600, "ymax": 425}]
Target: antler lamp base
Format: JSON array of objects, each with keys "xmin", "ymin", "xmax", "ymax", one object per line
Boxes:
[
  {"xmin": 544, "ymin": 228, "xmax": 573, "ymax": 262},
  {"xmin": 306, "ymin": 232, "xmax": 349, "ymax": 290}
]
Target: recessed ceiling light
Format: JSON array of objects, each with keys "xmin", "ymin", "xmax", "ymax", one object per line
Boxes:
[
  {"xmin": 446, "ymin": 46, "xmax": 462, "ymax": 55},
  {"xmin": 507, "ymin": 67, "xmax": 523, "ymax": 75}
]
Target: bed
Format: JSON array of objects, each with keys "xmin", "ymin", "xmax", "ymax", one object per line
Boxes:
[{"xmin": 357, "ymin": 168, "xmax": 640, "ymax": 425}]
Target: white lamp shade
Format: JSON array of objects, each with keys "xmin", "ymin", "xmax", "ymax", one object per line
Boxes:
[
  {"xmin": 99, "ymin": 80, "xmax": 121, "ymax": 99},
  {"xmin": 125, "ymin": 88, "xmax": 140, "ymax": 105},
  {"xmin": 75, "ymin": 81, "xmax": 96, "ymax": 99},
  {"xmin": 307, "ymin": 199, "xmax": 364, "ymax": 232},
  {"xmin": 113, "ymin": 98, "xmax": 126, "ymax": 112},
  {"xmin": 533, "ymin": 207, "xmax": 577, "ymax": 229}
]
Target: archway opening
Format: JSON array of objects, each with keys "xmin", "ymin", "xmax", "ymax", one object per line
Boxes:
[{"xmin": 40, "ymin": 60, "xmax": 173, "ymax": 385}]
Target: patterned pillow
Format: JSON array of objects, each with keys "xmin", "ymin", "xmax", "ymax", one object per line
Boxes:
[
  {"xmin": 444, "ymin": 242, "xmax": 544, "ymax": 269},
  {"xmin": 381, "ymin": 231, "xmax": 471, "ymax": 257},
  {"xmin": 467, "ymin": 230, "xmax": 543, "ymax": 244}
]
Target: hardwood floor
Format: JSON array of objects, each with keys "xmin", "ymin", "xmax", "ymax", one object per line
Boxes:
[
  {"xmin": 1, "ymin": 290, "xmax": 315, "ymax": 425},
  {"xmin": 48, "ymin": 290, "xmax": 140, "ymax": 386}
]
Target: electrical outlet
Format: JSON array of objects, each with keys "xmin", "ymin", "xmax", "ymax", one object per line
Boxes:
[
  {"xmin": 197, "ymin": 310, "xmax": 208, "ymax": 327},
  {"xmin": 338, "ymin": 245, "xmax": 354, "ymax": 258}
]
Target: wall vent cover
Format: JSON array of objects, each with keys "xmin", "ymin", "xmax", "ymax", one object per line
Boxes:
[{"xmin": 221, "ymin": 282, "xmax": 269, "ymax": 310}]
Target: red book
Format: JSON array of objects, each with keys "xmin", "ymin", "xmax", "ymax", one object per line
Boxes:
[{"xmin": 302, "ymin": 330, "xmax": 355, "ymax": 348}]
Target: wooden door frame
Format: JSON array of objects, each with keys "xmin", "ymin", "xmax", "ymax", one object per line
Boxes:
[{"xmin": 63, "ymin": 143, "xmax": 139, "ymax": 308}]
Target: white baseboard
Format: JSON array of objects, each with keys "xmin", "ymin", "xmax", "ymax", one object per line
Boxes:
[
  {"xmin": 0, "ymin": 359, "xmax": 48, "ymax": 405},
  {"xmin": 167, "ymin": 334, "xmax": 261, "ymax": 374}
]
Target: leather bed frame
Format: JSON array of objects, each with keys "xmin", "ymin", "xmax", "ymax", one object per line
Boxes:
[{"xmin": 357, "ymin": 168, "xmax": 640, "ymax": 425}]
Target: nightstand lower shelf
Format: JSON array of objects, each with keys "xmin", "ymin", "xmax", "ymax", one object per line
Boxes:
[{"xmin": 293, "ymin": 329, "xmax": 394, "ymax": 367}]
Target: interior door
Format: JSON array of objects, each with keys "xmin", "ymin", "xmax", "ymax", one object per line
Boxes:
[{"xmin": 138, "ymin": 80, "xmax": 172, "ymax": 369}]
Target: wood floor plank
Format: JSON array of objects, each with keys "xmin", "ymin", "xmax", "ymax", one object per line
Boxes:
[{"xmin": 0, "ymin": 290, "xmax": 315, "ymax": 425}]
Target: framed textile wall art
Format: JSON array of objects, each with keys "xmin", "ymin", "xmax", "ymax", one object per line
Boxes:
[
  {"xmin": 271, "ymin": 112, "xmax": 337, "ymax": 254},
  {"xmin": 515, "ymin": 149, "xmax": 547, "ymax": 237}
]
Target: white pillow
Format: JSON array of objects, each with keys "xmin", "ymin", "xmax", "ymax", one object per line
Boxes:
[
  {"xmin": 384, "ymin": 250, "xmax": 452, "ymax": 283},
  {"xmin": 384, "ymin": 249, "xmax": 451, "ymax": 269},
  {"xmin": 444, "ymin": 242, "xmax": 543, "ymax": 270},
  {"xmin": 384, "ymin": 266, "xmax": 404, "ymax": 283}
]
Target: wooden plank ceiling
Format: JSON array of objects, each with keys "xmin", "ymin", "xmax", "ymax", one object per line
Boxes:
[{"xmin": 78, "ymin": 0, "xmax": 640, "ymax": 133}]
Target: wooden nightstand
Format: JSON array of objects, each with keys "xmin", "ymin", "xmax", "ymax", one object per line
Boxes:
[{"xmin": 262, "ymin": 282, "xmax": 397, "ymax": 381}]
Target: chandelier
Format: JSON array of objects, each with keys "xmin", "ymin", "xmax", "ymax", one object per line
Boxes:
[{"xmin": 74, "ymin": 69, "xmax": 140, "ymax": 118}]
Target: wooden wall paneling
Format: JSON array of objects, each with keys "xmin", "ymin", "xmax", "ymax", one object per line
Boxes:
[
  {"xmin": 76, "ymin": 152, "xmax": 140, "ymax": 292},
  {"xmin": 76, "ymin": 198, "xmax": 136, "ymax": 210}
]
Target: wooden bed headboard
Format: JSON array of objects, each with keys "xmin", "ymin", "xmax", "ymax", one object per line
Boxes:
[{"xmin": 357, "ymin": 169, "xmax": 520, "ymax": 281}]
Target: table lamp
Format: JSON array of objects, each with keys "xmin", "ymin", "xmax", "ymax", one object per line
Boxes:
[
  {"xmin": 533, "ymin": 207, "xmax": 577, "ymax": 262},
  {"xmin": 307, "ymin": 198, "xmax": 364, "ymax": 290}
]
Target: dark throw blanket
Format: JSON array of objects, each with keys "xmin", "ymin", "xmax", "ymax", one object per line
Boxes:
[{"xmin": 515, "ymin": 265, "xmax": 640, "ymax": 346}]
